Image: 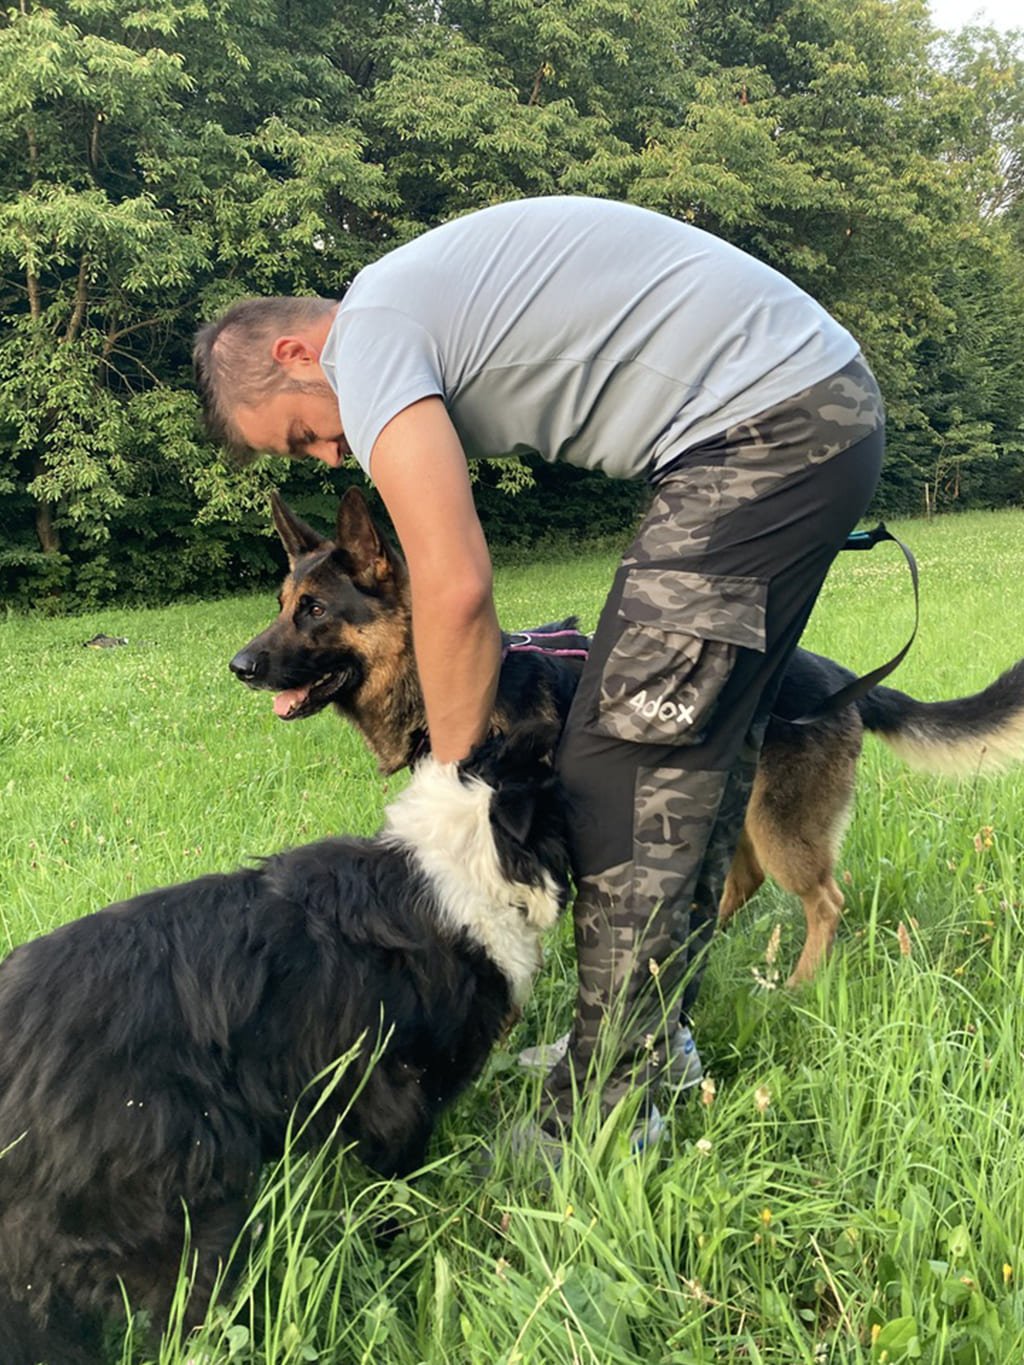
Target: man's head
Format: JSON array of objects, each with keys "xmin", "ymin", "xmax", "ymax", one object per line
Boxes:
[{"xmin": 193, "ymin": 296, "xmax": 350, "ymax": 466}]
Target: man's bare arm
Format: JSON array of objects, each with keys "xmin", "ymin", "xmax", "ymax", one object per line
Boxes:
[{"xmin": 369, "ymin": 397, "xmax": 501, "ymax": 763}]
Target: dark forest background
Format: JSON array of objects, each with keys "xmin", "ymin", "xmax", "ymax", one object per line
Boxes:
[{"xmin": 2, "ymin": 0, "xmax": 1023, "ymax": 610}]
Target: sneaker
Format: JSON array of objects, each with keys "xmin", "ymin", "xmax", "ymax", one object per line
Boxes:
[
  {"xmin": 630, "ymin": 1102, "xmax": 665, "ymax": 1155},
  {"xmin": 518, "ymin": 1025, "xmax": 703, "ymax": 1091},
  {"xmin": 665, "ymin": 1024, "xmax": 704, "ymax": 1092},
  {"xmin": 516, "ymin": 1032, "xmax": 571, "ymax": 1074}
]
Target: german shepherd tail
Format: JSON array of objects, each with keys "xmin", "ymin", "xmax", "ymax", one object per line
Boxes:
[
  {"xmin": 773, "ymin": 648, "xmax": 1024, "ymax": 779},
  {"xmin": 859, "ymin": 658, "xmax": 1024, "ymax": 777}
]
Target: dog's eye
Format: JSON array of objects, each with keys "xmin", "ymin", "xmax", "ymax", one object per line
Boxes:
[{"xmin": 298, "ymin": 593, "xmax": 326, "ymax": 619}]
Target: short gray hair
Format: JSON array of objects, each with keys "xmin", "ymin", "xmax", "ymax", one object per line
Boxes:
[{"xmin": 193, "ymin": 296, "xmax": 338, "ymax": 459}]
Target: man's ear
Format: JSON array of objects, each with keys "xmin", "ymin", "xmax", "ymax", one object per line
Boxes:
[
  {"xmin": 270, "ymin": 335, "xmax": 318, "ymax": 369},
  {"xmin": 270, "ymin": 492, "xmax": 324, "ymax": 566}
]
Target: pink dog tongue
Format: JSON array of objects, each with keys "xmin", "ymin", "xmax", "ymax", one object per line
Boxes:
[{"xmin": 273, "ymin": 685, "xmax": 310, "ymax": 718}]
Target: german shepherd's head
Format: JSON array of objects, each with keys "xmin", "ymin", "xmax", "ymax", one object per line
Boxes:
[
  {"xmin": 230, "ymin": 489, "xmax": 424, "ymax": 772},
  {"xmin": 232, "ymin": 490, "xmax": 586, "ymax": 775}
]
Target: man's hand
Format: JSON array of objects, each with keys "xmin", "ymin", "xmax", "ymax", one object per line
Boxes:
[{"xmin": 369, "ymin": 397, "xmax": 501, "ymax": 763}]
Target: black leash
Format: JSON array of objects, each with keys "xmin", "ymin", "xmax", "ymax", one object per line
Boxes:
[{"xmin": 784, "ymin": 522, "xmax": 919, "ymax": 727}]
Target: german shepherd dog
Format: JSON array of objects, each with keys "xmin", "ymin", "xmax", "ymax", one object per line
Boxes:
[
  {"xmin": 0, "ymin": 735, "xmax": 571, "ymax": 1365},
  {"xmin": 232, "ymin": 490, "xmax": 1024, "ymax": 986}
]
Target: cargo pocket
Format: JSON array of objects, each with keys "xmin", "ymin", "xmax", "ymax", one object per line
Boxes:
[{"xmin": 592, "ymin": 568, "xmax": 767, "ymax": 746}]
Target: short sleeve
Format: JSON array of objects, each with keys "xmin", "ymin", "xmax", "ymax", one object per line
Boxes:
[{"xmin": 320, "ymin": 306, "xmax": 445, "ymax": 477}]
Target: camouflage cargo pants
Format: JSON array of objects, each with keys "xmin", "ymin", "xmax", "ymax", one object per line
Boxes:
[{"xmin": 545, "ymin": 353, "xmax": 885, "ymax": 1125}]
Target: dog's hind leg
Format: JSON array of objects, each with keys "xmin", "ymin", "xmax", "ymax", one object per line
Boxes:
[
  {"xmin": 715, "ymin": 769, "xmax": 851, "ymax": 982},
  {"xmin": 744, "ymin": 720, "xmax": 860, "ymax": 985},
  {"xmin": 747, "ymin": 809, "xmax": 846, "ymax": 986},
  {"xmin": 785, "ymin": 874, "xmax": 845, "ymax": 986},
  {"xmin": 717, "ymin": 825, "xmax": 766, "ymax": 927}
]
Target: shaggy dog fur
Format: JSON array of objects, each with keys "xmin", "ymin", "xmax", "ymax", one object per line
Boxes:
[{"xmin": 0, "ymin": 736, "xmax": 570, "ymax": 1365}]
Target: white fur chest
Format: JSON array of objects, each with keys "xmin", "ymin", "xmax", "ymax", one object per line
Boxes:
[{"xmin": 384, "ymin": 762, "xmax": 561, "ymax": 1005}]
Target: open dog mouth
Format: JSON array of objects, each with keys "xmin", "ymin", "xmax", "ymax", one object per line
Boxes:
[{"xmin": 273, "ymin": 671, "xmax": 348, "ymax": 721}]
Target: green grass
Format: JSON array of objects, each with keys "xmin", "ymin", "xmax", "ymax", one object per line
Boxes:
[{"xmin": 2, "ymin": 508, "xmax": 1024, "ymax": 1363}]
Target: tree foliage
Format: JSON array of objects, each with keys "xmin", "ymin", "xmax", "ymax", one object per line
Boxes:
[{"xmin": 0, "ymin": 0, "xmax": 1022, "ymax": 609}]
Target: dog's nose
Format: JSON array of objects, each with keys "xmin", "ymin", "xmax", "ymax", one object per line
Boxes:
[{"xmin": 229, "ymin": 649, "xmax": 265, "ymax": 683}]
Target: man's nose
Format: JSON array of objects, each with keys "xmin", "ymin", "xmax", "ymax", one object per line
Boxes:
[
  {"xmin": 306, "ymin": 441, "xmax": 342, "ymax": 467},
  {"xmin": 229, "ymin": 648, "xmax": 266, "ymax": 683}
]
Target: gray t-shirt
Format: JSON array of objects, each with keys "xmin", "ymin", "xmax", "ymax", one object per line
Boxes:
[{"xmin": 321, "ymin": 196, "xmax": 858, "ymax": 482}]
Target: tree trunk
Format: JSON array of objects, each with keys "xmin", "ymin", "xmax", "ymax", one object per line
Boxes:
[{"xmin": 32, "ymin": 458, "xmax": 60, "ymax": 555}]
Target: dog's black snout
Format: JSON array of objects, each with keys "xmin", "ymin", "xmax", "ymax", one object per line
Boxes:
[{"xmin": 229, "ymin": 648, "xmax": 265, "ymax": 683}]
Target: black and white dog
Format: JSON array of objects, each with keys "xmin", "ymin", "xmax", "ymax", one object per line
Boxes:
[{"xmin": 0, "ymin": 734, "xmax": 570, "ymax": 1365}]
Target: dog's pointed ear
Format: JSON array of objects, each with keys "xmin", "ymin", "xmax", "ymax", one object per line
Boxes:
[
  {"xmin": 271, "ymin": 492, "xmax": 324, "ymax": 566},
  {"xmin": 490, "ymin": 782, "xmax": 537, "ymax": 849},
  {"xmin": 334, "ymin": 487, "xmax": 394, "ymax": 588}
]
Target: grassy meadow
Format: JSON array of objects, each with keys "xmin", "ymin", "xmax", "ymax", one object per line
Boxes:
[{"xmin": 2, "ymin": 507, "xmax": 1024, "ymax": 1364}]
